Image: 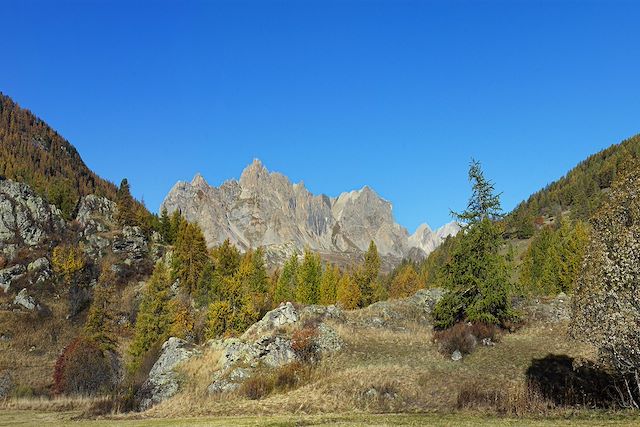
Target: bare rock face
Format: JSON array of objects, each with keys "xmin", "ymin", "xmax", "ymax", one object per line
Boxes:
[
  {"xmin": 76, "ymin": 195, "xmax": 116, "ymax": 235},
  {"xmin": 161, "ymin": 160, "xmax": 457, "ymax": 261},
  {"xmin": 408, "ymin": 221, "xmax": 461, "ymax": 258},
  {"xmin": 0, "ymin": 180, "xmax": 65, "ymax": 261}
]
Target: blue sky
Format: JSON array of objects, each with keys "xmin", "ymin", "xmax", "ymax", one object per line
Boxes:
[{"xmin": 2, "ymin": 0, "xmax": 639, "ymax": 231}]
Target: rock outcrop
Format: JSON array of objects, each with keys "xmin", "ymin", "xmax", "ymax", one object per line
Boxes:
[
  {"xmin": 161, "ymin": 160, "xmax": 459, "ymax": 262},
  {"xmin": 0, "ymin": 180, "xmax": 65, "ymax": 261},
  {"xmin": 137, "ymin": 337, "xmax": 200, "ymax": 411}
]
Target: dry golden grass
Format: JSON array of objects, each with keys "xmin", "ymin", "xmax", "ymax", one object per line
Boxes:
[{"xmin": 139, "ymin": 318, "xmax": 595, "ymax": 420}]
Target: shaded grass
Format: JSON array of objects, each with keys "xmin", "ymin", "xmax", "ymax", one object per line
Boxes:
[{"xmin": 2, "ymin": 410, "xmax": 640, "ymax": 426}]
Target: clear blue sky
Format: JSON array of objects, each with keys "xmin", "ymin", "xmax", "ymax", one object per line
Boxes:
[{"xmin": 2, "ymin": 1, "xmax": 639, "ymax": 231}]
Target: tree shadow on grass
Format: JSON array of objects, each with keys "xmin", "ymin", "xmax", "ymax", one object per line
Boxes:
[{"xmin": 526, "ymin": 354, "xmax": 621, "ymax": 408}]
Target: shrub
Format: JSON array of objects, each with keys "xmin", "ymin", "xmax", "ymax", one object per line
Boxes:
[
  {"xmin": 52, "ymin": 244, "xmax": 87, "ymax": 285},
  {"xmin": 274, "ymin": 362, "xmax": 310, "ymax": 392},
  {"xmin": 433, "ymin": 323, "xmax": 477, "ymax": 356},
  {"xmin": 291, "ymin": 326, "xmax": 318, "ymax": 363},
  {"xmin": 53, "ymin": 337, "xmax": 116, "ymax": 396},
  {"xmin": 239, "ymin": 373, "xmax": 274, "ymax": 400}
]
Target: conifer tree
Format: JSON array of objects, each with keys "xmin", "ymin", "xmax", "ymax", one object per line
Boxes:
[
  {"xmin": 296, "ymin": 249, "xmax": 322, "ymax": 304},
  {"xmin": 389, "ymin": 262, "xmax": 421, "ymax": 299},
  {"xmin": 336, "ymin": 273, "xmax": 361, "ymax": 309},
  {"xmin": 432, "ymin": 159, "xmax": 516, "ymax": 328},
  {"xmin": 129, "ymin": 262, "xmax": 173, "ymax": 370},
  {"xmin": 172, "ymin": 221, "xmax": 209, "ymax": 295},
  {"xmin": 211, "ymin": 239, "xmax": 241, "ymax": 278},
  {"xmin": 84, "ymin": 264, "xmax": 117, "ymax": 352},
  {"xmin": 319, "ymin": 264, "xmax": 340, "ymax": 305},
  {"xmin": 159, "ymin": 207, "xmax": 171, "ymax": 241},
  {"xmin": 274, "ymin": 254, "xmax": 298, "ymax": 304},
  {"xmin": 115, "ymin": 178, "xmax": 137, "ymax": 227},
  {"xmin": 358, "ymin": 241, "xmax": 381, "ymax": 306},
  {"xmin": 167, "ymin": 210, "xmax": 184, "ymax": 244}
]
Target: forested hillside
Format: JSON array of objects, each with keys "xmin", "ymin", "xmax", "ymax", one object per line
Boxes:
[{"xmin": 0, "ymin": 93, "xmax": 117, "ymax": 218}]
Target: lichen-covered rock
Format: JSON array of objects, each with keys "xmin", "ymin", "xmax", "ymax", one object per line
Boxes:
[
  {"xmin": 0, "ymin": 180, "xmax": 64, "ymax": 259},
  {"xmin": 137, "ymin": 337, "xmax": 200, "ymax": 411},
  {"xmin": 0, "ymin": 370, "xmax": 13, "ymax": 398},
  {"xmin": 76, "ymin": 195, "xmax": 116, "ymax": 235},
  {"xmin": 315, "ymin": 323, "xmax": 343, "ymax": 353},
  {"xmin": 0, "ymin": 264, "xmax": 26, "ymax": 293},
  {"xmin": 27, "ymin": 257, "xmax": 50, "ymax": 272},
  {"xmin": 242, "ymin": 302, "xmax": 299, "ymax": 339},
  {"xmin": 255, "ymin": 336, "xmax": 296, "ymax": 367},
  {"xmin": 207, "ymin": 367, "xmax": 252, "ymax": 394},
  {"xmin": 112, "ymin": 226, "xmax": 148, "ymax": 261},
  {"xmin": 13, "ymin": 288, "xmax": 38, "ymax": 310}
]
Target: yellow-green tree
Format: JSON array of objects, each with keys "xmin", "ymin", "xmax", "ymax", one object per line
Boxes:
[
  {"xmin": 115, "ymin": 178, "xmax": 137, "ymax": 227},
  {"xmin": 274, "ymin": 254, "xmax": 298, "ymax": 304},
  {"xmin": 389, "ymin": 262, "xmax": 422, "ymax": 299},
  {"xmin": 319, "ymin": 264, "xmax": 340, "ymax": 305},
  {"xmin": 52, "ymin": 244, "xmax": 86, "ymax": 285},
  {"xmin": 296, "ymin": 249, "xmax": 322, "ymax": 304},
  {"xmin": 129, "ymin": 262, "xmax": 173, "ymax": 370},
  {"xmin": 83, "ymin": 264, "xmax": 117, "ymax": 352},
  {"xmin": 357, "ymin": 241, "xmax": 381, "ymax": 306},
  {"xmin": 172, "ymin": 221, "xmax": 209, "ymax": 295},
  {"xmin": 336, "ymin": 273, "xmax": 361, "ymax": 309}
]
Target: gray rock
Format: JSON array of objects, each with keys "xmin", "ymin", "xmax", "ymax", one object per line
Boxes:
[
  {"xmin": 138, "ymin": 337, "xmax": 200, "ymax": 411},
  {"xmin": 112, "ymin": 226, "xmax": 148, "ymax": 261},
  {"xmin": 0, "ymin": 264, "xmax": 26, "ymax": 293},
  {"xmin": 76, "ymin": 195, "xmax": 116, "ymax": 234},
  {"xmin": 207, "ymin": 367, "xmax": 251, "ymax": 394},
  {"xmin": 0, "ymin": 180, "xmax": 64, "ymax": 253},
  {"xmin": 242, "ymin": 302, "xmax": 299, "ymax": 339},
  {"xmin": 160, "ymin": 160, "xmax": 454, "ymax": 263},
  {"xmin": 315, "ymin": 323, "xmax": 343, "ymax": 353},
  {"xmin": 451, "ymin": 350, "xmax": 463, "ymax": 361},
  {"xmin": 27, "ymin": 257, "xmax": 50, "ymax": 272},
  {"xmin": 83, "ymin": 234, "xmax": 111, "ymax": 260},
  {"xmin": 13, "ymin": 288, "xmax": 38, "ymax": 310},
  {"xmin": 0, "ymin": 370, "xmax": 13, "ymax": 398},
  {"xmin": 255, "ymin": 336, "xmax": 296, "ymax": 368}
]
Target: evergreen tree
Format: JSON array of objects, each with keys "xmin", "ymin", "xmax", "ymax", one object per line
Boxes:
[
  {"xmin": 319, "ymin": 264, "xmax": 340, "ymax": 305},
  {"xmin": 274, "ymin": 254, "xmax": 298, "ymax": 304},
  {"xmin": 172, "ymin": 221, "xmax": 209, "ymax": 295},
  {"xmin": 129, "ymin": 262, "xmax": 173, "ymax": 370},
  {"xmin": 432, "ymin": 160, "xmax": 516, "ymax": 328},
  {"xmin": 211, "ymin": 239, "xmax": 241, "ymax": 278},
  {"xmin": 296, "ymin": 249, "xmax": 322, "ymax": 304},
  {"xmin": 167, "ymin": 209, "xmax": 184, "ymax": 244},
  {"xmin": 358, "ymin": 241, "xmax": 381, "ymax": 306},
  {"xmin": 83, "ymin": 264, "xmax": 117, "ymax": 352},
  {"xmin": 389, "ymin": 262, "xmax": 421, "ymax": 299},
  {"xmin": 159, "ymin": 207, "xmax": 171, "ymax": 242},
  {"xmin": 115, "ymin": 178, "xmax": 137, "ymax": 226},
  {"xmin": 336, "ymin": 273, "xmax": 361, "ymax": 309}
]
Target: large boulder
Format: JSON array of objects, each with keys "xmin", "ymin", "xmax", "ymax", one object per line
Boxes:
[
  {"xmin": 0, "ymin": 180, "xmax": 64, "ymax": 259},
  {"xmin": 242, "ymin": 302, "xmax": 299, "ymax": 339},
  {"xmin": 13, "ymin": 288, "xmax": 38, "ymax": 311},
  {"xmin": 137, "ymin": 337, "xmax": 200, "ymax": 411}
]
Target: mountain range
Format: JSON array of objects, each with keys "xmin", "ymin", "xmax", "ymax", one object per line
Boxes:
[{"xmin": 161, "ymin": 159, "xmax": 460, "ymax": 263}]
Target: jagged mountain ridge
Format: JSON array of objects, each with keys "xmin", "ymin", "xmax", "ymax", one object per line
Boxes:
[{"xmin": 161, "ymin": 159, "xmax": 459, "ymax": 261}]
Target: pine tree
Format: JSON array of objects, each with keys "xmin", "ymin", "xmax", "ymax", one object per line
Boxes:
[
  {"xmin": 159, "ymin": 208, "xmax": 171, "ymax": 242},
  {"xmin": 433, "ymin": 159, "xmax": 516, "ymax": 328},
  {"xmin": 172, "ymin": 221, "xmax": 209, "ymax": 295},
  {"xmin": 358, "ymin": 241, "xmax": 381, "ymax": 306},
  {"xmin": 296, "ymin": 249, "xmax": 322, "ymax": 304},
  {"xmin": 129, "ymin": 262, "xmax": 173, "ymax": 370},
  {"xmin": 319, "ymin": 264, "xmax": 340, "ymax": 305},
  {"xmin": 211, "ymin": 239, "xmax": 241, "ymax": 278},
  {"xmin": 274, "ymin": 254, "xmax": 298, "ymax": 304},
  {"xmin": 115, "ymin": 178, "xmax": 137, "ymax": 227},
  {"xmin": 83, "ymin": 264, "xmax": 117, "ymax": 352},
  {"xmin": 336, "ymin": 272, "xmax": 361, "ymax": 309},
  {"xmin": 167, "ymin": 210, "xmax": 185, "ymax": 244}
]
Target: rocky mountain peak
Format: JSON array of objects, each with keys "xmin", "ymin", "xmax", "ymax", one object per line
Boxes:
[{"xmin": 161, "ymin": 161, "xmax": 459, "ymax": 264}]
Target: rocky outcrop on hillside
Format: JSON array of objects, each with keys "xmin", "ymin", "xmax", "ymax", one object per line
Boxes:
[
  {"xmin": 161, "ymin": 160, "xmax": 459, "ymax": 263},
  {"xmin": 0, "ymin": 179, "xmax": 65, "ymax": 262}
]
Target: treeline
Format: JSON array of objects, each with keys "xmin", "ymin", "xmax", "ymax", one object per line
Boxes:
[
  {"xmin": 0, "ymin": 93, "xmax": 117, "ymax": 218},
  {"xmin": 506, "ymin": 133, "xmax": 640, "ymax": 237}
]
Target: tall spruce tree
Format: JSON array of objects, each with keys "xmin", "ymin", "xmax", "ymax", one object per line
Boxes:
[
  {"xmin": 274, "ymin": 254, "xmax": 298, "ymax": 304},
  {"xmin": 83, "ymin": 263, "xmax": 117, "ymax": 352},
  {"xmin": 432, "ymin": 159, "xmax": 516, "ymax": 328},
  {"xmin": 172, "ymin": 221, "xmax": 209, "ymax": 295},
  {"xmin": 319, "ymin": 264, "xmax": 340, "ymax": 305},
  {"xmin": 115, "ymin": 178, "xmax": 136, "ymax": 226}
]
